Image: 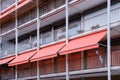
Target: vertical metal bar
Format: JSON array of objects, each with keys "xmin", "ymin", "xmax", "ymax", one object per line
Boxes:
[
  {"xmin": 37, "ymin": 0, "xmax": 40, "ymax": 80},
  {"xmin": 15, "ymin": 0, "xmax": 18, "ymax": 80},
  {"xmin": 0, "ymin": 37, "xmax": 1, "ymax": 58},
  {"xmin": 65, "ymin": 0, "xmax": 69, "ymax": 44},
  {"xmin": 36, "ymin": 0, "xmax": 40, "ymax": 60},
  {"xmin": 15, "ymin": 0, "xmax": 18, "ymax": 57},
  {"xmin": 66, "ymin": 54, "xmax": 69, "ymax": 80},
  {"xmin": 107, "ymin": 0, "xmax": 111, "ymax": 80},
  {"xmin": 37, "ymin": 61, "xmax": 40, "ymax": 80},
  {"xmin": 0, "ymin": 0, "xmax": 1, "ymax": 14},
  {"xmin": 65, "ymin": 0, "xmax": 69, "ymax": 80},
  {"xmin": 0, "ymin": 0, "xmax": 1, "ymax": 58}
]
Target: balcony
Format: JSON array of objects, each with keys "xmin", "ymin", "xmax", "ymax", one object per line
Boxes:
[
  {"xmin": 0, "ymin": 0, "xmax": 32, "ymax": 20},
  {"xmin": 0, "ymin": 1, "xmax": 120, "ymax": 58},
  {"xmin": 2, "ymin": 45, "xmax": 119, "ymax": 80}
]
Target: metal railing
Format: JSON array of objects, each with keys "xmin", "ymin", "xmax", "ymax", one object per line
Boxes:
[
  {"xmin": 0, "ymin": 67, "xmax": 15, "ymax": 80},
  {"xmin": 1, "ymin": 43, "xmax": 15, "ymax": 57},
  {"xmin": 1, "ymin": 50, "xmax": 120, "ymax": 79},
  {"xmin": 0, "ymin": 0, "xmax": 15, "ymax": 12}
]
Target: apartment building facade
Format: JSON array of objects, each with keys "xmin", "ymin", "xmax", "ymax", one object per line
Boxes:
[{"xmin": 0, "ymin": 0, "xmax": 120, "ymax": 80}]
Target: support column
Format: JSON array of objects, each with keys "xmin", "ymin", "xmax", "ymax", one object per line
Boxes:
[
  {"xmin": 15, "ymin": 0, "xmax": 18, "ymax": 80},
  {"xmin": 65, "ymin": 0, "xmax": 70, "ymax": 80},
  {"xmin": 15, "ymin": 0, "xmax": 18, "ymax": 57},
  {"xmin": 0, "ymin": 2, "xmax": 1, "ymax": 58},
  {"xmin": 36, "ymin": 0, "xmax": 40, "ymax": 80},
  {"xmin": 0, "ymin": 37, "xmax": 1, "ymax": 58},
  {"xmin": 0, "ymin": 0, "xmax": 1, "ymax": 14},
  {"xmin": 107, "ymin": 0, "xmax": 111, "ymax": 80},
  {"xmin": 0, "ymin": 29, "xmax": 1, "ymax": 59},
  {"xmin": 66, "ymin": 54, "xmax": 69, "ymax": 80},
  {"xmin": 65, "ymin": 0, "xmax": 69, "ymax": 44}
]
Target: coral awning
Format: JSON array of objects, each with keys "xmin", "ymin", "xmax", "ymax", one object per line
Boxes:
[
  {"xmin": 31, "ymin": 42, "xmax": 65, "ymax": 62},
  {"xmin": 60, "ymin": 30, "xmax": 107, "ymax": 55},
  {"xmin": 0, "ymin": 56, "xmax": 15, "ymax": 65},
  {"xmin": 9, "ymin": 50, "xmax": 36, "ymax": 66}
]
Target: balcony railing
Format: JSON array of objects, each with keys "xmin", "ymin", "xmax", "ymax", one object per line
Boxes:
[
  {"xmin": 0, "ymin": 66, "xmax": 15, "ymax": 80},
  {"xmin": 5, "ymin": 49, "xmax": 118, "ymax": 79},
  {"xmin": 1, "ymin": 20, "xmax": 15, "ymax": 34},
  {"xmin": 38, "ymin": 51, "xmax": 120, "ymax": 75},
  {"xmin": 17, "ymin": 62, "xmax": 37, "ymax": 78},
  {"xmin": 0, "ymin": 40, "xmax": 15, "ymax": 57},
  {"xmin": 18, "ymin": 35, "xmax": 37, "ymax": 52},
  {"xmin": 18, "ymin": 7, "xmax": 37, "ymax": 26},
  {"xmin": 0, "ymin": 0, "xmax": 15, "ymax": 12},
  {"xmin": 17, "ymin": 0, "xmax": 73, "ymax": 27}
]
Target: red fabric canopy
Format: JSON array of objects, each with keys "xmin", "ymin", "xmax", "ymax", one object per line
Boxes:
[
  {"xmin": 31, "ymin": 42, "xmax": 65, "ymax": 62},
  {"xmin": 60, "ymin": 30, "xmax": 107, "ymax": 55},
  {"xmin": 9, "ymin": 50, "xmax": 36, "ymax": 66},
  {"xmin": 0, "ymin": 56, "xmax": 15, "ymax": 65}
]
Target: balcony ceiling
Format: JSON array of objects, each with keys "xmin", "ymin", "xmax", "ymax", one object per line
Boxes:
[
  {"xmin": 20, "ymin": 0, "xmax": 106, "ymax": 36},
  {"xmin": 40, "ymin": 0, "xmax": 106, "ymax": 28}
]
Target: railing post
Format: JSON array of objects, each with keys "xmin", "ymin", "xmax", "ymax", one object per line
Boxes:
[
  {"xmin": 65, "ymin": 0, "xmax": 69, "ymax": 80},
  {"xmin": 107, "ymin": 0, "xmax": 111, "ymax": 80}
]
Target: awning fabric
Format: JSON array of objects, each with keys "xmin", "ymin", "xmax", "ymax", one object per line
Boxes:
[
  {"xmin": 31, "ymin": 42, "xmax": 65, "ymax": 62},
  {"xmin": 0, "ymin": 56, "xmax": 15, "ymax": 65},
  {"xmin": 60, "ymin": 30, "xmax": 107, "ymax": 55},
  {"xmin": 9, "ymin": 50, "xmax": 36, "ymax": 66}
]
